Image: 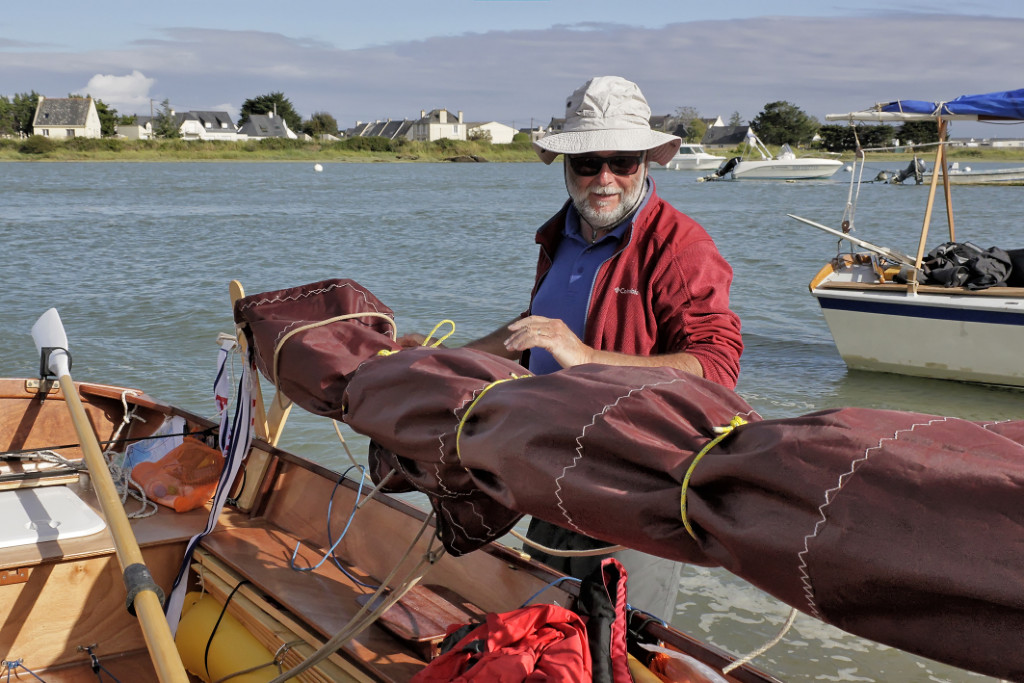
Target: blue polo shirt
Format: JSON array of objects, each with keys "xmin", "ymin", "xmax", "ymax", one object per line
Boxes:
[{"xmin": 528, "ymin": 181, "xmax": 652, "ymax": 376}]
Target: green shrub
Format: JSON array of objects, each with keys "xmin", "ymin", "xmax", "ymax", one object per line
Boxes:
[
  {"xmin": 257, "ymin": 137, "xmax": 307, "ymax": 150},
  {"xmin": 19, "ymin": 135, "xmax": 54, "ymax": 155},
  {"xmin": 334, "ymin": 136, "xmax": 397, "ymax": 152},
  {"xmin": 63, "ymin": 136, "xmax": 123, "ymax": 152}
]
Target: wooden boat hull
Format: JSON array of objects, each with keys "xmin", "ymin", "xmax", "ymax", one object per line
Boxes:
[
  {"xmin": 0, "ymin": 377, "xmax": 777, "ymax": 682},
  {"xmin": 810, "ymin": 258, "xmax": 1024, "ymax": 386}
]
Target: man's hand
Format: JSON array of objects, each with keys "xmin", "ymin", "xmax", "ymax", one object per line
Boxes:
[{"xmin": 504, "ymin": 316, "xmax": 595, "ymax": 368}]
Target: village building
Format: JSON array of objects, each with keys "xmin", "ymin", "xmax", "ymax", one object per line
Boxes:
[
  {"xmin": 115, "ymin": 116, "xmax": 154, "ymax": 140},
  {"xmin": 237, "ymin": 112, "xmax": 297, "ymax": 140},
  {"xmin": 32, "ymin": 96, "xmax": 102, "ymax": 139},
  {"xmin": 177, "ymin": 111, "xmax": 241, "ymax": 141},
  {"xmin": 409, "ymin": 109, "xmax": 466, "ymax": 142},
  {"xmin": 466, "ymin": 120, "xmax": 517, "ymax": 144}
]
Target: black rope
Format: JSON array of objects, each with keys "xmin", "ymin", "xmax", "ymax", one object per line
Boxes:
[
  {"xmin": 82, "ymin": 645, "xmax": 123, "ymax": 683},
  {"xmin": 204, "ymin": 580, "xmax": 251, "ymax": 681}
]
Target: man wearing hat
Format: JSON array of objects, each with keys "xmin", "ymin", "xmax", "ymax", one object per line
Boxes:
[{"xmin": 406, "ymin": 76, "xmax": 742, "ymax": 619}]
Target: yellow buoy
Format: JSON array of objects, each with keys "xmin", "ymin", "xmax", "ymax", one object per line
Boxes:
[{"xmin": 175, "ymin": 592, "xmax": 276, "ymax": 683}]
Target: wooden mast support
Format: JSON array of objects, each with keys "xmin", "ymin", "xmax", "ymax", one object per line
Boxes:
[
  {"xmin": 913, "ymin": 118, "xmax": 951, "ymax": 291},
  {"xmin": 228, "ymin": 280, "xmax": 293, "ymax": 511}
]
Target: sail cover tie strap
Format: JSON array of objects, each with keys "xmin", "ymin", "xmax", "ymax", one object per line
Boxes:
[
  {"xmin": 680, "ymin": 415, "xmax": 747, "ymax": 541},
  {"xmin": 455, "ymin": 375, "xmax": 529, "ymax": 462}
]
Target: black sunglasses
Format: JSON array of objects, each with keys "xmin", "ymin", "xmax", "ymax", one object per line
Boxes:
[{"xmin": 567, "ymin": 154, "xmax": 645, "ymax": 177}]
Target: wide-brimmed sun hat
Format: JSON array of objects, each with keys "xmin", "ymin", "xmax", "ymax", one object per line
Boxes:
[{"xmin": 533, "ymin": 76, "xmax": 681, "ymax": 166}]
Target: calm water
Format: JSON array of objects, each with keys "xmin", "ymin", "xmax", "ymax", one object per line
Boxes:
[{"xmin": 2, "ymin": 161, "xmax": 1022, "ymax": 682}]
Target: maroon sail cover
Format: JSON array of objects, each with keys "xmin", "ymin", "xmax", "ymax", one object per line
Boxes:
[{"xmin": 237, "ymin": 279, "xmax": 1024, "ymax": 681}]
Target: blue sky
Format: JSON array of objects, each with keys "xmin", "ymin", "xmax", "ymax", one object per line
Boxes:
[{"xmin": 2, "ymin": 1, "xmax": 1023, "ymax": 137}]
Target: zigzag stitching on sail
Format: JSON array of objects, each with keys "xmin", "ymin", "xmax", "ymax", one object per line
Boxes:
[
  {"xmin": 237, "ymin": 281, "xmax": 388, "ymax": 315},
  {"xmin": 555, "ymin": 377, "xmax": 690, "ymax": 533},
  {"xmin": 796, "ymin": 416, "xmax": 952, "ymax": 619}
]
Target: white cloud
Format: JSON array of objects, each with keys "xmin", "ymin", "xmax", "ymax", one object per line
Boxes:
[{"xmin": 80, "ymin": 70, "xmax": 156, "ymax": 110}]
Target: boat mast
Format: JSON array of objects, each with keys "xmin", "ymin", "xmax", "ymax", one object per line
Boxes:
[{"xmin": 911, "ymin": 118, "xmax": 955, "ymax": 290}]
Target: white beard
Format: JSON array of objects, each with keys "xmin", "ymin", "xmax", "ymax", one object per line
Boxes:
[{"xmin": 565, "ymin": 164, "xmax": 647, "ymax": 230}]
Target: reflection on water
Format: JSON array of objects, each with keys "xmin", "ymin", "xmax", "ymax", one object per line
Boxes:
[{"xmin": 1, "ymin": 161, "xmax": 1020, "ymax": 682}]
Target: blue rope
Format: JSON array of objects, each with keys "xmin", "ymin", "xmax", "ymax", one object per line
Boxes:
[
  {"xmin": 518, "ymin": 576, "xmax": 581, "ymax": 608},
  {"xmin": 289, "ymin": 466, "xmax": 379, "ymax": 590},
  {"xmin": 3, "ymin": 658, "xmax": 46, "ymax": 682}
]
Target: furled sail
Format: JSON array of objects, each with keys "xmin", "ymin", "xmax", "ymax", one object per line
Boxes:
[{"xmin": 235, "ymin": 279, "xmax": 1024, "ymax": 681}]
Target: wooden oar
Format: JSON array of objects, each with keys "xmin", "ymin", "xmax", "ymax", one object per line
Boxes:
[{"xmin": 31, "ymin": 308, "xmax": 189, "ymax": 683}]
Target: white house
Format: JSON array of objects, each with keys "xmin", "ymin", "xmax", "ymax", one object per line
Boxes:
[
  {"xmin": 466, "ymin": 121, "xmax": 517, "ymax": 144},
  {"xmin": 116, "ymin": 117, "xmax": 154, "ymax": 140},
  {"xmin": 32, "ymin": 96, "xmax": 102, "ymax": 139},
  {"xmin": 409, "ymin": 109, "xmax": 466, "ymax": 142},
  {"xmin": 177, "ymin": 111, "xmax": 241, "ymax": 141}
]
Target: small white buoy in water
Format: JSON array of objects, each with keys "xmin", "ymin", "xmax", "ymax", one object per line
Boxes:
[
  {"xmin": 963, "ymin": 166, "xmax": 971, "ymax": 173},
  {"xmin": 844, "ymin": 165, "xmax": 852, "ymax": 172},
  {"xmin": 314, "ymin": 163, "xmax": 323, "ymax": 172}
]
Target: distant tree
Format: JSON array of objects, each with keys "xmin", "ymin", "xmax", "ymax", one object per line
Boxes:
[
  {"xmin": 685, "ymin": 119, "xmax": 707, "ymax": 143},
  {"xmin": 898, "ymin": 120, "xmax": 941, "ymax": 146},
  {"xmin": 239, "ymin": 92, "xmax": 302, "ymax": 134},
  {"xmin": 11, "ymin": 91, "xmax": 40, "ymax": 136},
  {"xmin": 728, "ymin": 111, "xmax": 744, "ymax": 126},
  {"xmin": 119, "ymin": 114, "xmax": 138, "ymax": 125},
  {"xmin": 152, "ymin": 99, "xmax": 180, "ymax": 138},
  {"xmin": 302, "ymin": 111, "xmax": 339, "ymax": 137},
  {"xmin": 0, "ymin": 96, "xmax": 12, "ymax": 136},
  {"xmin": 673, "ymin": 106, "xmax": 705, "ymax": 142},
  {"xmin": 817, "ymin": 124, "xmax": 896, "ymax": 152},
  {"xmin": 751, "ymin": 101, "xmax": 819, "ymax": 145}
]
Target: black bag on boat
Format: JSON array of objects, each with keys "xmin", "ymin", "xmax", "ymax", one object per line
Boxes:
[
  {"xmin": 1006, "ymin": 248, "xmax": 1024, "ymax": 287},
  {"xmin": 922, "ymin": 241, "xmax": 1012, "ymax": 290}
]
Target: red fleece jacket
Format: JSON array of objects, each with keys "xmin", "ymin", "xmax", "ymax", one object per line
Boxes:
[{"xmin": 530, "ymin": 184, "xmax": 743, "ymax": 389}]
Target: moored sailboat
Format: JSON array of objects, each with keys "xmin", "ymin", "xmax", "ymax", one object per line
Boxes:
[{"xmin": 793, "ymin": 87, "xmax": 1024, "ymax": 385}]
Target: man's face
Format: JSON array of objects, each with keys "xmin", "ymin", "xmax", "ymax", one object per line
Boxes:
[{"xmin": 565, "ymin": 151, "xmax": 648, "ymax": 229}]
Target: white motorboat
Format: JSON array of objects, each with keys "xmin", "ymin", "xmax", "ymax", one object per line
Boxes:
[
  {"xmin": 793, "ymin": 88, "xmax": 1024, "ymax": 386},
  {"xmin": 922, "ymin": 161, "xmax": 1024, "ymax": 185},
  {"xmin": 702, "ymin": 133, "xmax": 843, "ymax": 181},
  {"xmin": 663, "ymin": 144, "xmax": 726, "ymax": 170}
]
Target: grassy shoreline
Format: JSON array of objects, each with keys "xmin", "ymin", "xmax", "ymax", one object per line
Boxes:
[
  {"xmin": 2, "ymin": 136, "xmax": 1023, "ymax": 163},
  {"xmin": 0, "ymin": 136, "xmax": 541, "ymax": 162}
]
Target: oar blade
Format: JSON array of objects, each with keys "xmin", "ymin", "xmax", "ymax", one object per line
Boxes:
[
  {"xmin": 30, "ymin": 308, "xmax": 71, "ymax": 378},
  {"xmin": 31, "ymin": 308, "xmax": 68, "ymax": 351}
]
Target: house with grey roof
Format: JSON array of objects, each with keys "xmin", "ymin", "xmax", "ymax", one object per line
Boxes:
[
  {"xmin": 32, "ymin": 96, "xmax": 102, "ymax": 139},
  {"xmin": 347, "ymin": 119, "xmax": 414, "ymax": 140},
  {"xmin": 702, "ymin": 125, "xmax": 752, "ymax": 149},
  {"xmin": 409, "ymin": 109, "xmax": 466, "ymax": 142},
  {"xmin": 178, "ymin": 111, "xmax": 240, "ymax": 141},
  {"xmin": 237, "ymin": 112, "xmax": 297, "ymax": 140}
]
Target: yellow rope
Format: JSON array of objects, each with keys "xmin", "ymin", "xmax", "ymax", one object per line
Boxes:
[
  {"xmin": 422, "ymin": 319, "xmax": 455, "ymax": 347},
  {"xmin": 680, "ymin": 415, "xmax": 747, "ymax": 541},
  {"xmin": 454, "ymin": 375, "xmax": 526, "ymax": 461},
  {"xmin": 270, "ymin": 312, "xmax": 397, "ymax": 390}
]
